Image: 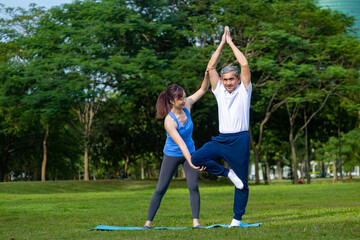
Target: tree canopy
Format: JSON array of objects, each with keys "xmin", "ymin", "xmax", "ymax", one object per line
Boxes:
[{"xmin": 0, "ymin": 0, "xmax": 359, "ymax": 183}]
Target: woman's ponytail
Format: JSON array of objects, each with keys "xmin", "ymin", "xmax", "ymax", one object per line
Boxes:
[
  {"xmin": 155, "ymin": 84, "xmax": 184, "ymax": 119},
  {"xmin": 155, "ymin": 91, "xmax": 170, "ymax": 119}
]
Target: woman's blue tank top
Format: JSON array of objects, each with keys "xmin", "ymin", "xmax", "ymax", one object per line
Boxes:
[{"xmin": 163, "ymin": 108, "xmax": 195, "ymax": 157}]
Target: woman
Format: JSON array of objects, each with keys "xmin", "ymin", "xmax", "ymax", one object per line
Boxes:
[{"xmin": 143, "ymin": 71, "xmax": 209, "ymax": 229}]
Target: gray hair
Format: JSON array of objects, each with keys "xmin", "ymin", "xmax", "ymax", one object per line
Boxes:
[{"xmin": 220, "ymin": 66, "xmax": 240, "ymax": 78}]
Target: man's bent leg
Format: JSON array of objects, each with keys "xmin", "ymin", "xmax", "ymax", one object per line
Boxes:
[{"xmin": 191, "ymin": 141, "xmax": 228, "ymax": 176}]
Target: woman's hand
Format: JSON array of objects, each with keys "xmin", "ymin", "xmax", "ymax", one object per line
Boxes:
[
  {"xmin": 189, "ymin": 161, "xmax": 206, "ymax": 172},
  {"xmin": 205, "ymin": 69, "xmax": 210, "ymax": 79},
  {"xmin": 197, "ymin": 165, "xmax": 206, "ymax": 172}
]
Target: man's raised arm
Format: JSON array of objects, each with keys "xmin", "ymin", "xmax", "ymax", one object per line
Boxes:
[
  {"xmin": 226, "ymin": 28, "xmax": 251, "ymax": 89},
  {"xmin": 206, "ymin": 27, "xmax": 227, "ymax": 91}
]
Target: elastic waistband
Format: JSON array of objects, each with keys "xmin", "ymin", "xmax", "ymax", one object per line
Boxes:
[{"xmin": 219, "ymin": 131, "xmax": 248, "ymax": 137}]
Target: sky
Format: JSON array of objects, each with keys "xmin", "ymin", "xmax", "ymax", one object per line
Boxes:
[
  {"xmin": 0, "ymin": 0, "xmax": 74, "ymax": 9},
  {"xmin": 0, "ymin": 0, "xmax": 75, "ymax": 18}
]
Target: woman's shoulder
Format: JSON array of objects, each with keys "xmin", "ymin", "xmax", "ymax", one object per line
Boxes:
[
  {"xmin": 164, "ymin": 114, "xmax": 177, "ymax": 128},
  {"xmin": 164, "ymin": 113, "xmax": 172, "ymax": 122}
]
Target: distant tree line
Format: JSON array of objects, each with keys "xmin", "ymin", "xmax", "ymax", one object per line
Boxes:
[{"xmin": 0, "ymin": 0, "xmax": 359, "ymax": 183}]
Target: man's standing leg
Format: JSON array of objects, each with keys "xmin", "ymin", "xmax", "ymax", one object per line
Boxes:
[{"xmin": 222, "ymin": 132, "xmax": 250, "ymax": 225}]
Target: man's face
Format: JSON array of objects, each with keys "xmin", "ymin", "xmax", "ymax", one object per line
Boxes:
[{"xmin": 220, "ymin": 71, "xmax": 241, "ymax": 93}]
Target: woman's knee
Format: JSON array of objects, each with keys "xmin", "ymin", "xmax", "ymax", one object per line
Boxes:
[
  {"xmin": 154, "ymin": 186, "xmax": 167, "ymax": 196},
  {"xmin": 188, "ymin": 184, "xmax": 199, "ymax": 194}
]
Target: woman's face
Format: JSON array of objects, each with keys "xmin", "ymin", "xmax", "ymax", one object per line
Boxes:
[{"xmin": 171, "ymin": 91, "xmax": 186, "ymax": 109}]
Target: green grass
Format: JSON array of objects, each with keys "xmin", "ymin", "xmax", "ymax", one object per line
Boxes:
[{"xmin": 1, "ymin": 179, "xmax": 359, "ymax": 239}]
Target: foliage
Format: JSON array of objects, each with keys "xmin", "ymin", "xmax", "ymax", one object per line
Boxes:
[
  {"xmin": 318, "ymin": 128, "xmax": 360, "ymax": 172},
  {"xmin": 0, "ymin": 0, "xmax": 359, "ymax": 181}
]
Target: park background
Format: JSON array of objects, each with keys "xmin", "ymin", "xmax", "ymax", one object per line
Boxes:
[
  {"xmin": 0, "ymin": 0, "xmax": 359, "ymax": 184},
  {"xmin": 0, "ymin": 1, "xmax": 359, "ymax": 239}
]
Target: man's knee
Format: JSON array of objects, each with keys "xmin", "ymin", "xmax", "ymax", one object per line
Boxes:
[
  {"xmin": 191, "ymin": 151, "xmax": 200, "ymax": 166},
  {"xmin": 191, "ymin": 152, "xmax": 198, "ymax": 166}
]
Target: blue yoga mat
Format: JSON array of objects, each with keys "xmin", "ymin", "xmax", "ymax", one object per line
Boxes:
[{"xmin": 86, "ymin": 222, "xmax": 262, "ymax": 231}]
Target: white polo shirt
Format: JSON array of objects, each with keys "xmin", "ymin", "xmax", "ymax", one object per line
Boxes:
[{"xmin": 212, "ymin": 80, "xmax": 252, "ymax": 134}]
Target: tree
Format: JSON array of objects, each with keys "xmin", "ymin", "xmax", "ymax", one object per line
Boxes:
[
  {"xmin": 18, "ymin": 0, "xmax": 180, "ymax": 180},
  {"xmin": 1, "ymin": 0, "xmax": 359, "ymax": 182}
]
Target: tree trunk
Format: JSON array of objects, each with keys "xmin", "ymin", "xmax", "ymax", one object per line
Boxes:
[
  {"xmin": 304, "ymin": 113, "xmax": 311, "ymax": 184},
  {"xmin": 146, "ymin": 161, "xmax": 150, "ymax": 179},
  {"xmin": 84, "ymin": 141, "xmax": 89, "ymax": 181},
  {"xmin": 321, "ymin": 161, "xmax": 325, "ymax": 178},
  {"xmin": 0, "ymin": 153, "xmax": 9, "ymax": 182},
  {"xmin": 348, "ymin": 171, "xmax": 352, "ymax": 180},
  {"xmin": 262, "ymin": 165, "xmax": 268, "ymax": 184},
  {"xmin": 265, "ymin": 145, "xmax": 271, "ymax": 184},
  {"xmin": 290, "ymin": 130, "xmax": 298, "ymax": 184},
  {"xmin": 332, "ymin": 159, "xmax": 338, "ymax": 182},
  {"xmin": 124, "ymin": 154, "xmax": 130, "ymax": 178},
  {"xmin": 249, "ymin": 127, "xmax": 260, "ymax": 184},
  {"xmin": 338, "ymin": 118, "xmax": 343, "ymax": 182},
  {"xmin": 141, "ymin": 158, "xmax": 144, "ymax": 180},
  {"xmin": 41, "ymin": 126, "xmax": 49, "ymax": 182},
  {"xmin": 254, "ymin": 150, "xmax": 260, "ymax": 184},
  {"xmin": 276, "ymin": 156, "xmax": 282, "ymax": 180}
]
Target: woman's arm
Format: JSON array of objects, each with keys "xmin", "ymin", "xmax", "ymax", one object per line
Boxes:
[
  {"xmin": 164, "ymin": 116, "xmax": 205, "ymax": 170},
  {"xmin": 186, "ymin": 70, "xmax": 210, "ymax": 109}
]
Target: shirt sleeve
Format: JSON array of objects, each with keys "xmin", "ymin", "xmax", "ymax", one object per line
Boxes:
[
  {"xmin": 240, "ymin": 81, "xmax": 252, "ymax": 96},
  {"xmin": 212, "ymin": 78, "xmax": 221, "ymax": 96}
]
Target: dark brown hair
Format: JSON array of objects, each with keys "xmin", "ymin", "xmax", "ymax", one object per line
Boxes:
[{"xmin": 155, "ymin": 84, "xmax": 185, "ymax": 119}]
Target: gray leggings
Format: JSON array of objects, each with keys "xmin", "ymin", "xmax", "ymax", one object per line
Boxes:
[{"xmin": 146, "ymin": 154, "xmax": 200, "ymax": 221}]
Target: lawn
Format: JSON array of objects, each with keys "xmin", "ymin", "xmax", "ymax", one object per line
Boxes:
[{"xmin": 1, "ymin": 178, "xmax": 359, "ymax": 239}]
